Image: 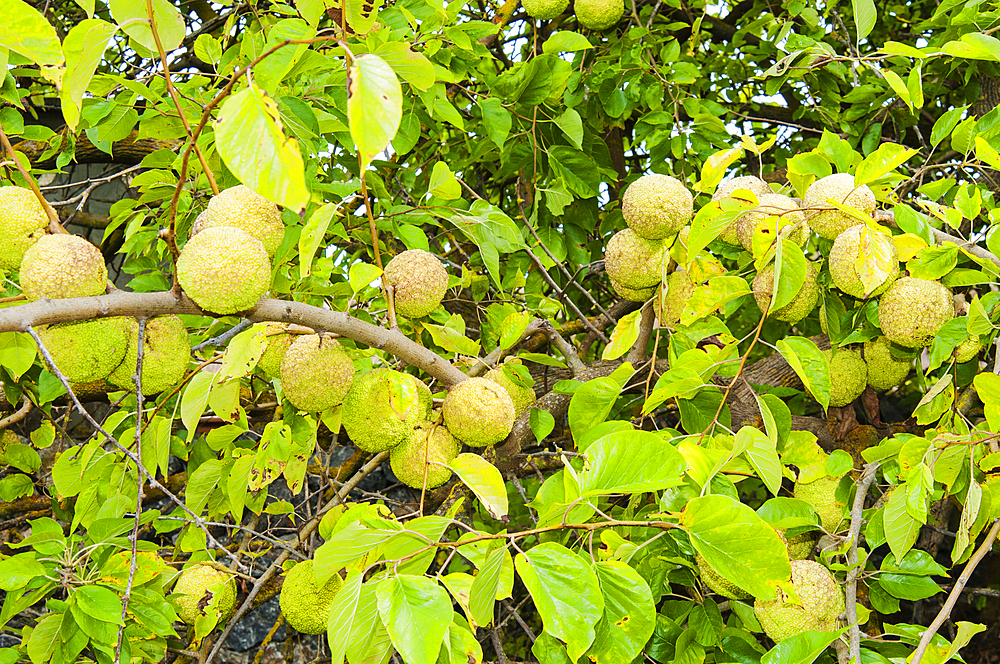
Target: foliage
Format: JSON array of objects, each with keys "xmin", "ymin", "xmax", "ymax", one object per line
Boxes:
[{"xmin": 0, "ymin": 0, "xmax": 999, "ymax": 663}]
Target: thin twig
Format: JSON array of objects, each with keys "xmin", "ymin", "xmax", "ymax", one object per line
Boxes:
[
  {"xmin": 540, "ymin": 321, "xmax": 585, "ymax": 374},
  {"xmin": 847, "ymin": 463, "xmax": 880, "ymax": 663},
  {"xmin": 192, "ymin": 319, "xmax": 254, "ymax": 352},
  {"xmin": 910, "ymin": 518, "xmax": 1000, "ymax": 664},
  {"xmin": 0, "ymin": 396, "xmax": 32, "ymax": 430}
]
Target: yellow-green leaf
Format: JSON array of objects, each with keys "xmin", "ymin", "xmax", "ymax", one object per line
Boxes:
[{"xmin": 348, "ymin": 54, "xmax": 402, "ymax": 170}]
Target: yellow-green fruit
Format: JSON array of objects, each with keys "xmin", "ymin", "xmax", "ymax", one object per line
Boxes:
[
  {"xmin": 280, "ymin": 335, "xmax": 354, "ymax": 412},
  {"xmin": 279, "ymin": 560, "xmax": 342, "ymax": 635},
  {"xmin": 621, "ymin": 174, "xmax": 693, "ymax": 239},
  {"xmin": 753, "ymin": 560, "xmax": 844, "ymax": 641},
  {"xmin": 654, "ymin": 270, "xmax": 694, "ymax": 325},
  {"xmin": 823, "ymin": 348, "xmax": 867, "ymax": 408},
  {"xmin": 37, "ymin": 318, "xmax": 129, "ymax": 383},
  {"xmin": 575, "ymin": 0, "xmax": 624, "ymax": 29},
  {"xmin": 610, "ymin": 278, "xmax": 656, "ymax": 301},
  {"xmin": 0, "ymin": 186, "xmax": 47, "ymax": 270},
  {"xmin": 523, "ymin": 0, "xmax": 569, "ymax": 19},
  {"xmin": 383, "ymin": 249, "xmax": 449, "ymax": 318},
  {"xmin": 443, "ymin": 377, "xmax": 516, "ymax": 447},
  {"xmin": 172, "ymin": 564, "xmax": 238, "ymax": 626},
  {"xmin": 752, "ymin": 261, "xmax": 820, "ymax": 324},
  {"xmin": 107, "ymin": 316, "xmax": 190, "ymax": 394},
  {"xmin": 695, "ymin": 552, "xmax": 751, "ymax": 600},
  {"xmin": 735, "ymin": 194, "xmax": 808, "ymax": 256},
  {"xmin": 19, "ymin": 234, "xmax": 107, "ymax": 301},
  {"xmin": 877, "ymin": 277, "xmax": 954, "ymax": 348},
  {"xmin": 341, "ymin": 368, "xmax": 432, "ymax": 452},
  {"xmin": 863, "ymin": 336, "xmax": 910, "ymax": 391},
  {"xmin": 604, "ymin": 228, "xmax": 668, "ymax": 289},
  {"xmin": 199, "ymin": 185, "xmax": 284, "ymax": 257},
  {"xmin": 784, "ymin": 531, "xmax": 817, "ymax": 560},
  {"xmin": 257, "ymin": 324, "xmax": 294, "ymax": 379},
  {"xmin": 177, "ymin": 226, "xmax": 271, "ymax": 315},
  {"xmin": 828, "ymin": 225, "xmax": 898, "ymax": 299},
  {"xmin": 955, "ymin": 335, "xmax": 982, "ymax": 363},
  {"xmin": 794, "ymin": 475, "xmax": 846, "ymax": 532},
  {"xmin": 804, "ymin": 174, "xmax": 877, "ymax": 240},
  {"xmin": 390, "ymin": 421, "xmax": 459, "ymax": 489},
  {"xmin": 485, "ymin": 360, "xmax": 535, "ymax": 416},
  {"xmin": 713, "ymin": 176, "xmax": 771, "ymax": 245}
]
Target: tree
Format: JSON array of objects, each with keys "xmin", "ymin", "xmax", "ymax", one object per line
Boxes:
[{"xmin": 0, "ymin": 0, "xmax": 998, "ymax": 662}]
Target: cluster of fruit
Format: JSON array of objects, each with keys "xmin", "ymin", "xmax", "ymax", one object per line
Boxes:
[
  {"xmin": 603, "ymin": 172, "xmax": 981, "ymax": 408},
  {"xmin": 522, "ymin": 0, "xmax": 625, "ymax": 30}
]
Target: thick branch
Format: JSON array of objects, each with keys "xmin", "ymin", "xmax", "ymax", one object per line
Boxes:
[{"xmin": 0, "ymin": 291, "xmax": 468, "ymax": 386}]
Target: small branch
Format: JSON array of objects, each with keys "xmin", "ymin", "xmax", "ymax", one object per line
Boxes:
[
  {"xmin": 624, "ymin": 303, "xmax": 655, "ymax": 368},
  {"xmin": 540, "ymin": 321, "xmax": 585, "ymax": 375},
  {"xmin": 192, "ymin": 319, "xmax": 254, "ymax": 353},
  {"xmin": 847, "ymin": 463, "xmax": 880, "ymax": 663},
  {"xmin": 0, "ymin": 395, "xmax": 32, "ymax": 430},
  {"xmin": 910, "ymin": 518, "xmax": 1000, "ymax": 664},
  {"xmin": 876, "ymin": 210, "xmax": 1000, "ymax": 267},
  {"xmin": 0, "ymin": 127, "xmax": 66, "ymax": 234}
]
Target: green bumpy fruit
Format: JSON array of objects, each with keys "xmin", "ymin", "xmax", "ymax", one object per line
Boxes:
[
  {"xmin": 794, "ymin": 474, "xmax": 846, "ymax": 532},
  {"xmin": 37, "ymin": 318, "xmax": 129, "ymax": 384},
  {"xmin": 485, "ymin": 360, "xmax": 535, "ymax": 416},
  {"xmin": 877, "ymin": 277, "xmax": 954, "ymax": 348},
  {"xmin": 390, "ymin": 421, "xmax": 459, "ymax": 489},
  {"xmin": 198, "ymin": 185, "xmax": 284, "ymax": 257},
  {"xmin": 804, "ymin": 173, "xmax": 877, "ymax": 240},
  {"xmin": 784, "ymin": 531, "xmax": 818, "ymax": 560},
  {"xmin": 443, "ymin": 377, "xmax": 516, "ymax": 447},
  {"xmin": 610, "ymin": 279, "xmax": 656, "ymax": 301},
  {"xmin": 604, "ymin": 228, "xmax": 668, "ymax": 290},
  {"xmin": 523, "ymin": 0, "xmax": 569, "ymax": 19},
  {"xmin": 863, "ymin": 336, "xmax": 911, "ymax": 391},
  {"xmin": 279, "ymin": 559, "xmax": 342, "ymax": 635},
  {"xmin": 655, "ymin": 270, "xmax": 694, "ymax": 325},
  {"xmin": 575, "ymin": 0, "xmax": 624, "ymax": 29},
  {"xmin": 257, "ymin": 323, "xmax": 295, "ymax": 379},
  {"xmin": 828, "ymin": 225, "xmax": 898, "ymax": 299},
  {"xmin": 280, "ymin": 335, "xmax": 354, "ymax": 412},
  {"xmin": 735, "ymin": 194, "xmax": 808, "ymax": 257},
  {"xmin": 823, "ymin": 347, "xmax": 867, "ymax": 408},
  {"xmin": 752, "ymin": 261, "xmax": 820, "ymax": 324},
  {"xmin": 621, "ymin": 174, "xmax": 693, "ymax": 239},
  {"xmin": 754, "ymin": 560, "xmax": 844, "ymax": 642},
  {"xmin": 0, "ymin": 186, "xmax": 47, "ymax": 270},
  {"xmin": 107, "ymin": 316, "xmax": 190, "ymax": 394},
  {"xmin": 383, "ymin": 249, "xmax": 449, "ymax": 318},
  {"xmin": 341, "ymin": 368, "xmax": 432, "ymax": 452},
  {"xmin": 20, "ymin": 234, "xmax": 107, "ymax": 301},
  {"xmin": 713, "ymin": 176, "xmax": 771, "ymax": 245},
  {"xmin": 172, "ymin": 564, "xmax": 238, "ymax": 626},
  {"xmin": 955, "ymin": 335, "xmax": 982, "ymax": 363},
  {"xmin": 695, "ymin": 552, "xmax": 751, "ymax": 600},
  {"xmin": 177, "ymin": 226, "xmax": 271, "ymax": 315}
]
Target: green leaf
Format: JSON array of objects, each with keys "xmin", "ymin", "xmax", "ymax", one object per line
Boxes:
[
  {"xmin": 770, "ymin": 240, "xmax": 808, "ymax": 313},
  {"xmin": 554, "ymin": 108, "xmax": 584, "ymax": 149},
  {"xmin": 0, "ymin": 0, "xmax": 64, "ymax": 65},
  {"xmin": 180, "ymin": 371, "xmax": 214, "ymax": 442},
  {"xmin": 376, "ymin": 575, "xmax": 451, "ymax": 664},
  {"xmin": 761, "ymin": 627, "xmax": 848, "ymax": 664},
  {"xmin": 681, "ymin": 495, "xmax": 791, "ymax": 601},
  {"xmin": 375, "ymin": 42, "xmax": 435, "ymax": 91},
  {"xmin": 348, "ymin": 54, "xmax": 402, "ymax": 170},
  {"xmin": 681, "ymin": 276, "xmax": 751, "ymax": 325},
  {"xmin": 299, "ymin": 203, "xmax": 337, "ymax": 277},
  {"xmin": 26, "ymin": 612, "xmax": 60, "ymax": 664},
  {"xmin": 908, "ymin": 243, "xmax": 958, "ymax": 281},
  {"xmin": 60, "ymin": 19, "xmax": 116, "ymax": 131},
  {"xmin": 542, "ymin": 31, "xmax": 594, "ymax": 53},
  {"xmin": 109, "ymin": 0, "xmax": 185, "ymax": 52},
  {"xmin": 932, "ymin": 107, "xmax": 966, "ymax": 147},
  {"xmin": 515, "ymin": 543, "xmax": 604, "ymax": 662},
  {"xmin": 194, "ymin": 33, "xmax": 222, "ymax": 65},
  {"xmin": 0, "ymin": 553, "xmax": 45, "ymax": 591},
  {"xmin": 0, "ymin": 332, "xmax": 36, "ymax": 380},
  {"xmin": 349, "ymin": 262, "xmax": 382, "ymax": 292},
  {"xmin": 530, "ymin": 407, "xmax": 556, "ymax": 444},
  {"xmin": 479, "ymin": 98, "xmax": 511, "ymax": 150},
  {"xmin": 185, "ymin": 459, "xmax": 224, "ymax": 515},
  {"xmin": 255, "ymin": 19, "xmax": 315, "ymax": 94},
  {"xmin": 449, "ymin": 453, "xmax": 508, "ymax": 519},
  {"xmin": 737, "ymin": 426, "xmax": 782, "ymax": 497},
  {"xmin": 217, "ymin": 324, "xmax": 268, "ymax": 382},
  {"xmin": 422, "ymin": 323, "xmax": 481, "ymax": 356},
  {"xmin": 883, "ymin": 487, "xmax": 921, "ymax": 562},
  {"xmin": 578, "ymin": 430, "xmax": 685, "ymax": 496},
  {"xmin": 602, "ymin": 309, "xmax": 642, "ymax": 361},
  {"xmin": 215, "ymin": 75, "xmax": 309, "ymax": 212},
  {"xmin": 851, "ymin": 0, "xmax": 876, "ymax": 40},
  {"xmin": 855, "ymin": 225, "xmax": 898, "ymax": 296},
  {"xmin": 854, "ymin": 142, "xmax": 919, "ymax": 186},
  {"xmin": 314, "ymin": 522, "xmax": 398, "ymax": 582},
  {"xmin": 428, "ymin": 161, "xmax": 462, "ymax": 200},
  {"xmin": 776, "ymin": 337, "xmax": 830, "ymax": 412},
  {"xmin": 468, "ymin": 546, "xmax": 509, "ymax": 628},
  {"xmin": 696, "ymin": 146, "xmax": 744, "ymax": 192},
  {"xmin": 327, "ymin": 574, "xmax": 364, "ymax": 664},
  {"xmin": 73, "ymin": 585, "xmax": 124, "ymax": 624},
  {"xmin": 584, "ymin": 562, "xmax": 656, "ymax": 664}
]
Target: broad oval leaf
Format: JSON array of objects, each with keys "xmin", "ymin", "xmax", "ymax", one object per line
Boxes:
[
  {"xmin": 0, "ymin": 0, "xmax": 64, "ymax": 65},
  {"xmin": 449, "ymin": 453, "xmax": 508, "ymax": 519},
  {"xmin": 584, "ymin": 562, "xmax": 656, "ymax": 664},
  {"xmin": 60, "ymin": 19, "xmax": 116, "ymax": 131},
  {"xmin": 109, "ymin": 0, "xmax": 185, "ymax": 52},
  {"xmin": 376, "ymin": 574, "xmax": 451, "ymax": 664},
  {"xmin": 348, "ymin": 53, "xmax": 402, "ymax": 169},
  {"xmin": 776, "ymin": 336, "xmax": 830, "ymax": 412},
  {"xmin": 578, "ymin": 430, "xmax": 685, "ymax": 497}
]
